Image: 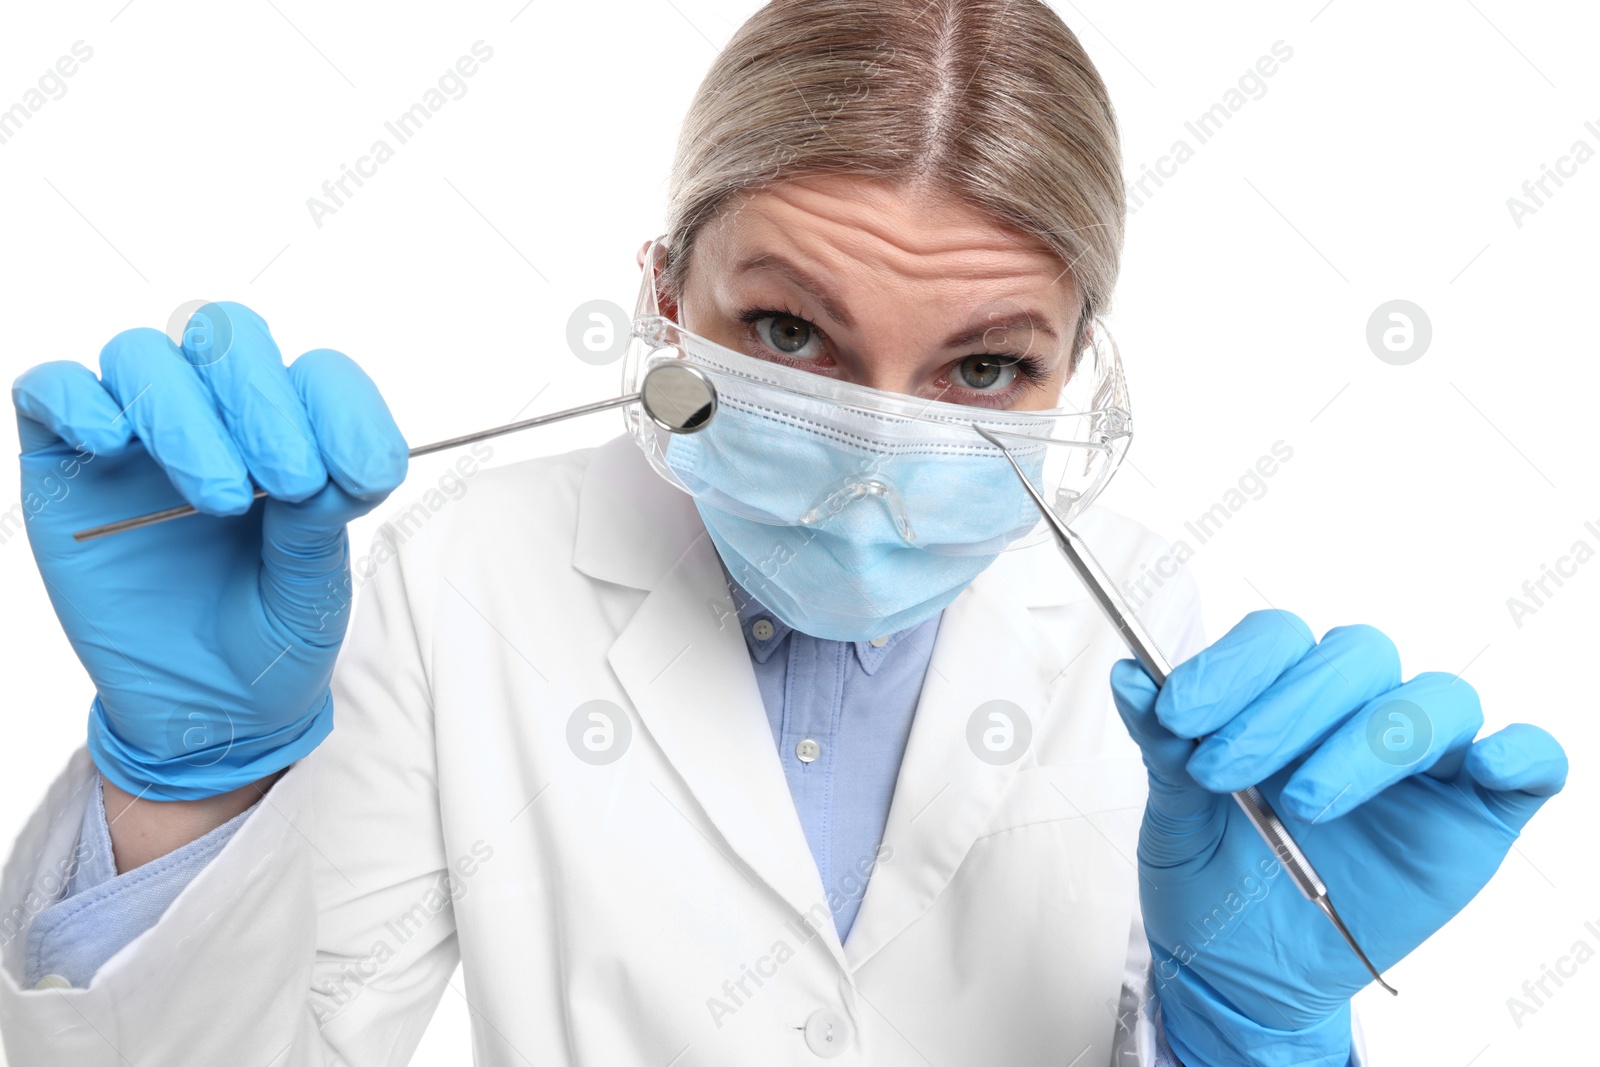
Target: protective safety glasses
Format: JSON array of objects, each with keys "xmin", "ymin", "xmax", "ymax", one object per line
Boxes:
[{"xmin": 622, "ymin": 236, "xmax": 1133, "ymax": 555}]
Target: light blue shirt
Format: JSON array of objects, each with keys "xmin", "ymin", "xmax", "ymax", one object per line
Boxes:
[
  {"xmin": 23, "ymin": 570, "xmax": 1236, "ymax": 1065},
  {"xmin": 24, "ymin": 768, "xmax": 258, "ymax": 989},
  {"xmin": 721, "ymin": 566, "xmax": 939, "ymax": 943}
]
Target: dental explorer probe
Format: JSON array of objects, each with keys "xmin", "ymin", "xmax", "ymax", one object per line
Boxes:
[
  {"xmin": 73, "ymin": 362, "xmax": 719, "ymax": 543},
  {"xmin": 973, "ymin": 425, "xmax": 1398, "ymax": 996}
]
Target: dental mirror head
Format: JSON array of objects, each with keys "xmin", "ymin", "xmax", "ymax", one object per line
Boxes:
[{"xmin": 640, "ymin": 362, "xmax": 717, "ymax": 434}]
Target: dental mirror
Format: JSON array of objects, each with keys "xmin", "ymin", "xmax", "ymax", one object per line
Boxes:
[
  {"xmin": 73, "ymin": 361, "xmax": 721, "ymax": 542},
  {"xmin": 639, "ymin": 362, "xmax": 717, "ymax": 434}
]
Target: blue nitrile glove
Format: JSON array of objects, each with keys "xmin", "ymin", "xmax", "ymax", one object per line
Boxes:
[
  {"xmin": 1109, "ymin": 609, "xmax": 1567, "ymax": 1067},
  {"xmin": 13, "ymin": 302, "xmax": 408, "ymax": 800}
]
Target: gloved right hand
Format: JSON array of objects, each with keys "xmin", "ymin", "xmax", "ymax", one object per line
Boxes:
[
  {"xmin": 13, "ymin": 302, "xmax": 408, "ymax": 800},
  {"xmin": 1109, "ymin": 610, "xmax": 1567, "ymax": 1067}
]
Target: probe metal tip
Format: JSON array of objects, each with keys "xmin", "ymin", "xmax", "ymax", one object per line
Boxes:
[{"xmin": 1313, "ymin": 895, "xmax": 1398, "ymax": 996}]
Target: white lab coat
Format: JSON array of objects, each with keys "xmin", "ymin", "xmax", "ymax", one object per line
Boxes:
[{"xmin": 0, "ymin": 431, "xmax": 1247, "ymax": 1065}]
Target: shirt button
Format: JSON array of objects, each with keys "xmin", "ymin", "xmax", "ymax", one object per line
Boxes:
[
  {"xmin": 34, "ymin": 974, "xmax": 72, "ymax": 990},
  {"xmin": 795, "ymin": 738, "xmax": 821, "ymax": 763},
  {"xmin": 869, "ymin": 634, "xmax": 890, "ymax": 647},
  {"xmin": 804, "ymin": 1007, "xmax": 851, "ymax": 1057},
  {"xmin": 752, "ymin": 618, "xmax": 776, "ymax": 641}
]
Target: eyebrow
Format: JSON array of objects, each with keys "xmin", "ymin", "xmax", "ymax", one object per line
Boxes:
[{"xmin": 735, "ymin": 251, "xmax": 1061, "ymax": 350}]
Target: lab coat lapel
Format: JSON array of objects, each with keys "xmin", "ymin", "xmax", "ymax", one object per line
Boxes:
[
  {"xmin": 575, "ymin": 435, "xmax": 1075, "ymax": 977},
  {"xmin": 576, "ymin": 436, "xmax": 852, "ymax": 972},
  {"xmin": 841, "ymin": 569, "xmax": 1053, "ymax": 970}
]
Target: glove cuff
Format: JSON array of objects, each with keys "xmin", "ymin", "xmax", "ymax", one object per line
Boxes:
[
  {"xmin": 87, "ymin": 689, "xmax": 335, "ymax": 801},
  {"xmin": 1157, "ymin": 958, "xmax": 1353, "ymax": 1067}
]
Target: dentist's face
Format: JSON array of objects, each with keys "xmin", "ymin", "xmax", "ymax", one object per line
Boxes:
[{"xmin": 639, "ymin": 175, "xmax": 1083, "ymax": 412}]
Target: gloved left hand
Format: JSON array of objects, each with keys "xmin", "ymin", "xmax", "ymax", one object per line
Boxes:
[
  {"xmin": 1110, "ymin": 610, "xmax": 1567, "ymax": 1067},
  {"xmin": 13, "ymin": 302, "xmax": 408, "ymax": 801}
]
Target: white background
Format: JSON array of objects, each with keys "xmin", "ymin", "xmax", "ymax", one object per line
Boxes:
[{"xmin": 0, "ymin": 0, "xmax": 1594, "ymax": 1062}]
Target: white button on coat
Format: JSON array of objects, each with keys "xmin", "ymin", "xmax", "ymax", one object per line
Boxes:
[{"xmin": 804, "ymin": 1007, "xmax": 851, "ymax": 1057}]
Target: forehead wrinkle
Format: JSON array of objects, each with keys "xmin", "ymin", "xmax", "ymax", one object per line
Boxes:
[
  {"xmin": 733, "ymin": 248, "xmax": 1064, "ymax": 353},
  {"xmin": 694, "ymin": 178, "xmax": 1082, "ymax": 359},
  {"xmin": 729, "ymin": 216, "xmax": 1071, "ymax": 309},
  {"xmin": 747, "ymin": 178, "xmax": 1067, "ymax": 284}
]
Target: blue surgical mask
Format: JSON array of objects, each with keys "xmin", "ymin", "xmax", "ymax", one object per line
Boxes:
[{"xmin": 664, "ymin": 395, "xmax": 1047, "ymax": 642}]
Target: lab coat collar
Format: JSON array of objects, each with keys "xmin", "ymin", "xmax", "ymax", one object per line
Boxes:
[
  {"xmin": 571, "ymin": 434, "xmax": 706, "ymax": 592},
  {"xmin": 574, "ymin": 434, "xmax": 1092, "ymax": 975}
]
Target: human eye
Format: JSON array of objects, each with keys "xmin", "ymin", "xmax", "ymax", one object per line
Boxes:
[
  {"xmin": 944, "ymin": 352, "xmax": 1054, "ymax": 406},
  {"xmin": 736, "ymin": 306, "xmax": 828, "ymax": 363}
]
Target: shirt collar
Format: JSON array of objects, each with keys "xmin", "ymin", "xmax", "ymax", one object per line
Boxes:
[{"xmin": 717, "ymin": 561, "xmax": 926, "ymax": 675}]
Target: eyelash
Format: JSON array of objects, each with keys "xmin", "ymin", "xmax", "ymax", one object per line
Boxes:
[{"xmin": 733, "ymin": 304, "xmax": 1054, "ymax": 405}]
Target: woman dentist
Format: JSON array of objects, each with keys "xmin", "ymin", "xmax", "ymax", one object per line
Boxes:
[{"xmin": 0, "ymin": 1, "xmax": 1568, "ymax": 1065}]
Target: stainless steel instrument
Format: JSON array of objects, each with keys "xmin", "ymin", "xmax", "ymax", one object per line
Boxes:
[
  {"xmin": 974, "ymin": 425, "xmax": 1397, "ymax": 996},
  {"xmin": 73, "ymin": 362, "xmax": 718, "ymax": 543}
]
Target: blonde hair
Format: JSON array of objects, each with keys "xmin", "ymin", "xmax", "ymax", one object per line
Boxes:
[{"xmin": 662, "ymin": 0, "xmax": 1124, "ymax": 352}]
